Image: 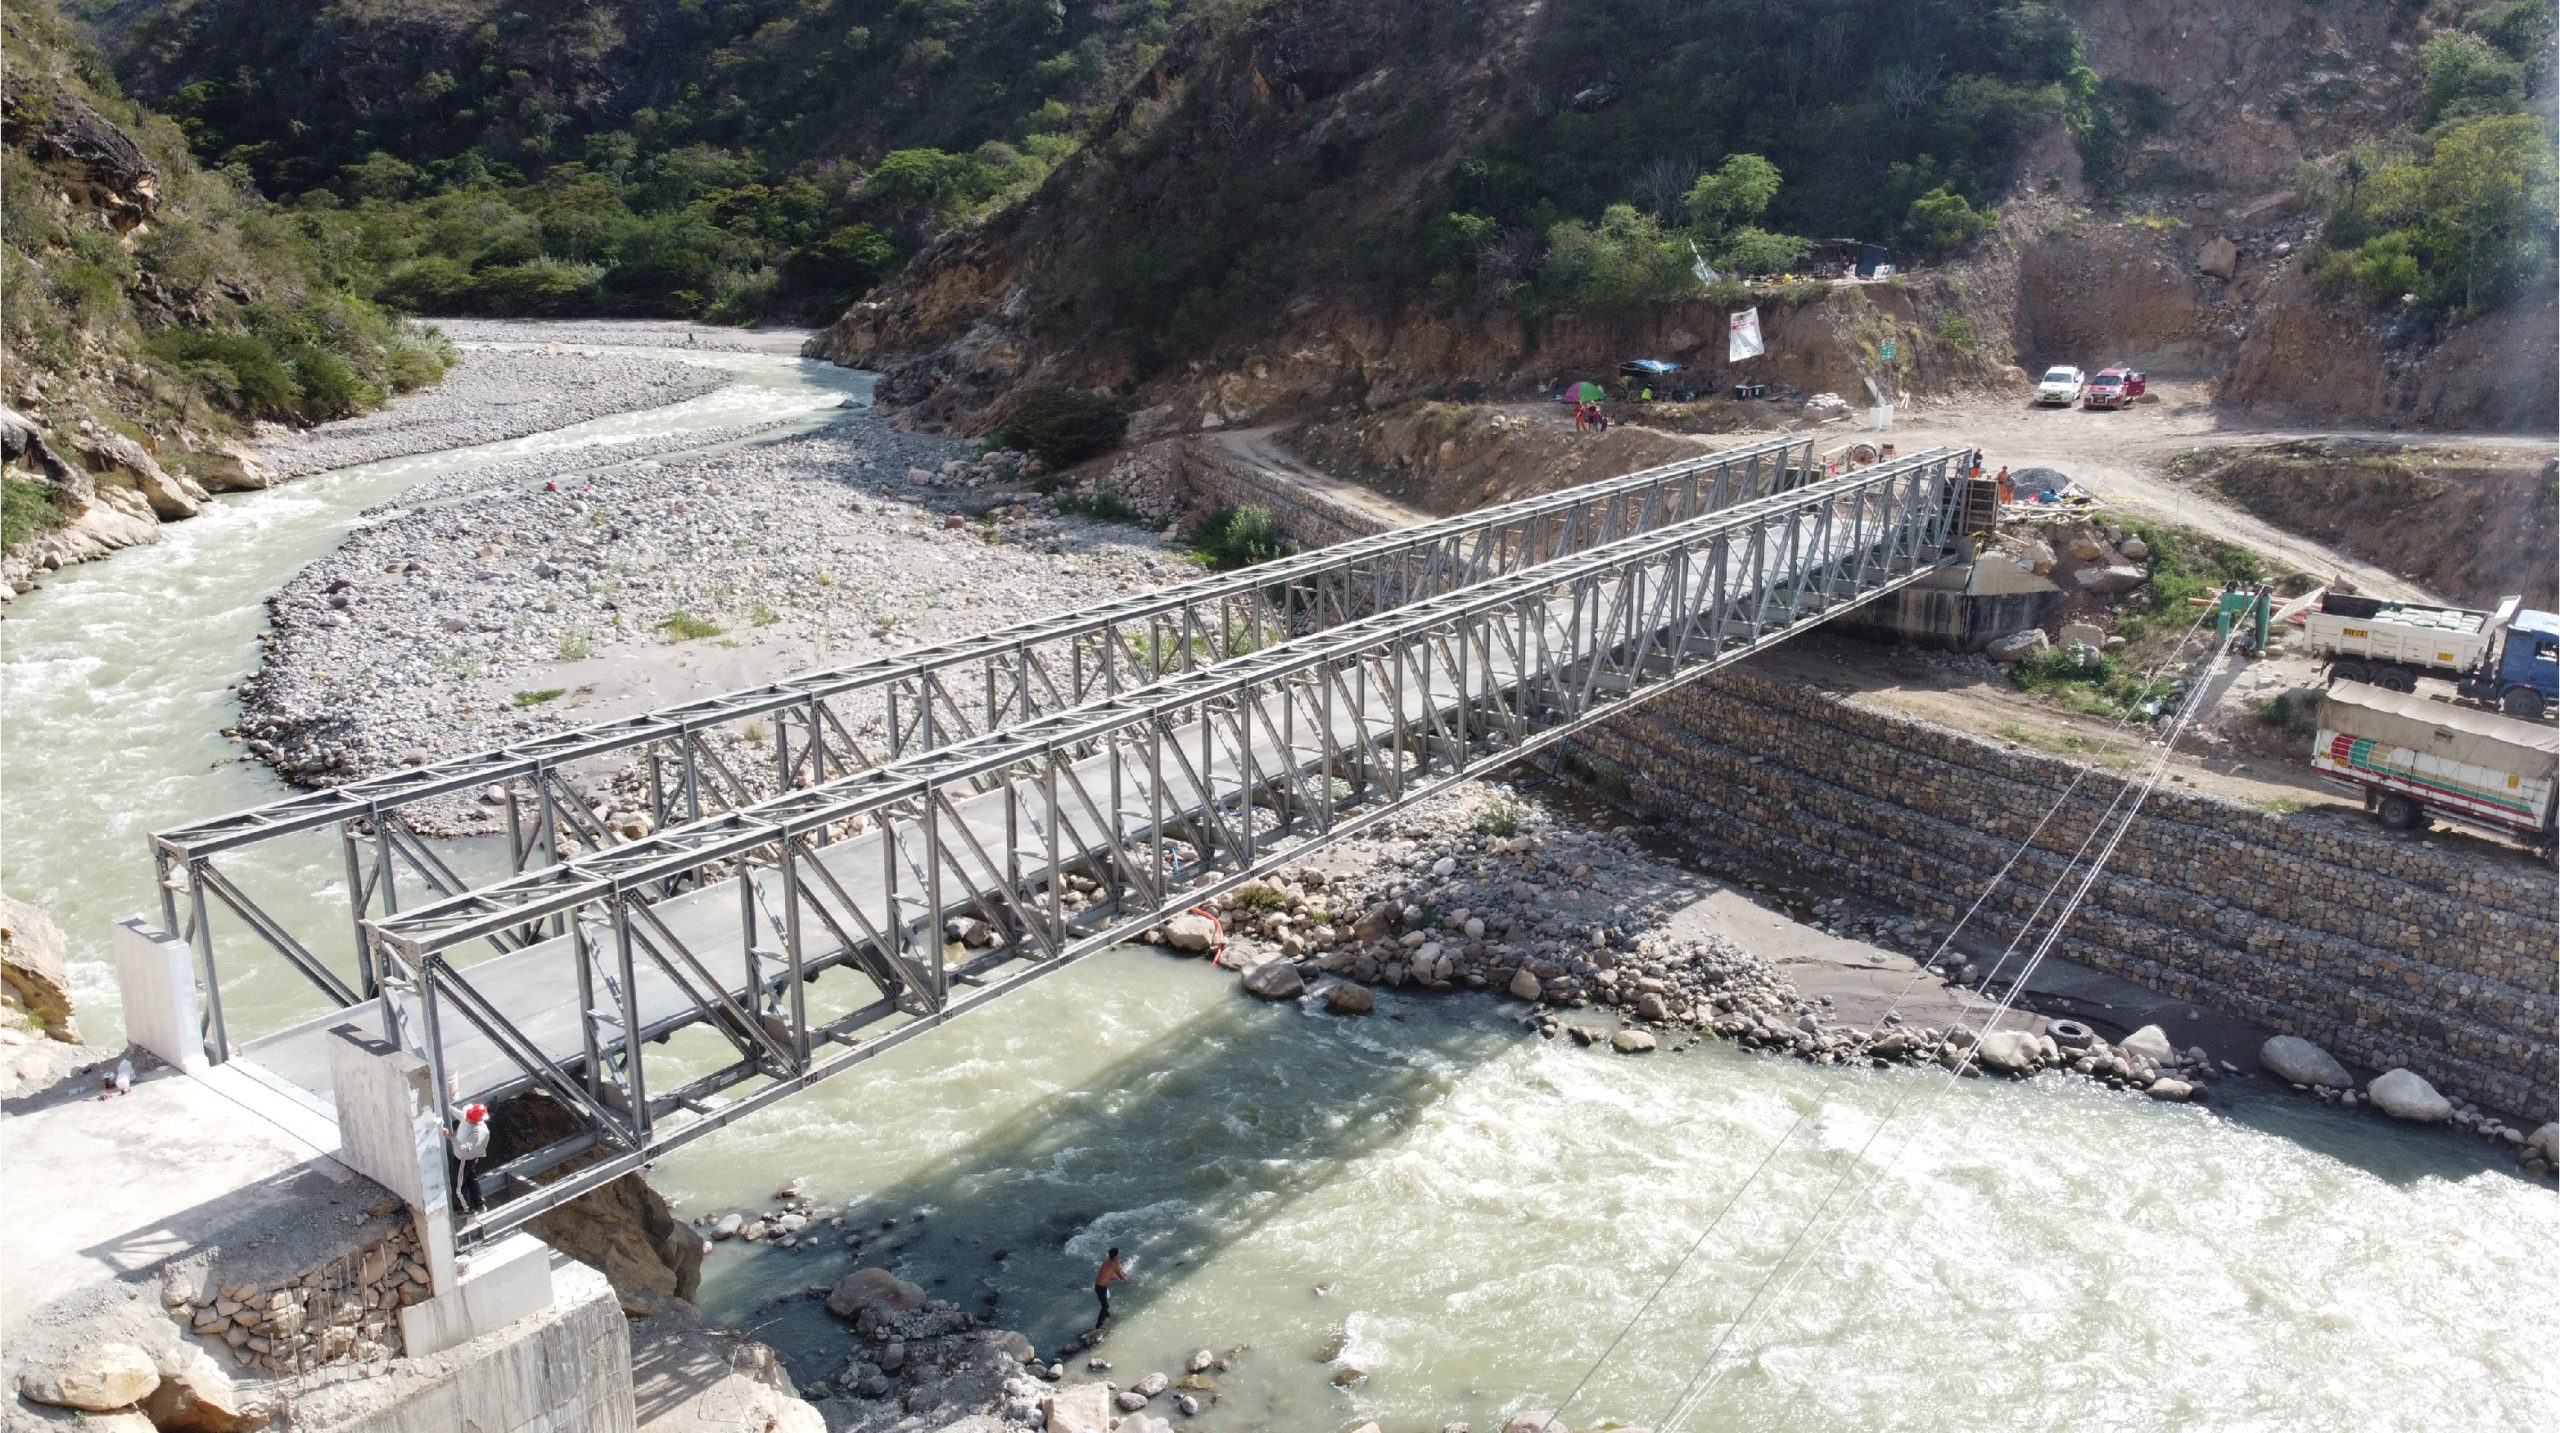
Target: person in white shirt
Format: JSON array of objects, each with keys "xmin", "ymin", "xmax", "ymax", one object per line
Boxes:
[{"xmin": 446, "ymin": 1102, "xmax": 491, "ymax": 1214}]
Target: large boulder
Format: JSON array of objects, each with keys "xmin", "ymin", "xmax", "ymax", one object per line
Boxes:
[
  {"xmin": 2199, "ymin": 234, "xmax": 2239, "ymax": 281},
  {"xmin": 528, "ymin": 1167, "xmax": 705, "ymax": 1312},
  {"xmin": 2118, "ymin": 1024, "xmax": 2175, "ymax": 1067},
  {"xmin": 2365, "ymin": 1068, "xmax": 2452, "ymax": 1123},
  {"xmin": 2528, "ymin": 1123, "xmax": 2558, "ymax": 1164},
  {"xmin": 1159, "ymin": 913, "xmax": 1221, "ymax": 953},
  {"xmin": 2259, "ymin": 1036, "xmax": 2353, "ymax": 1089},
  {"xmin": 143, "ymin": 1343, "xmax": 266, "ymax": 1432},
  {"xmin": 1240, "ymin": 960, "xmax": 1305, "ymax": 1000},
  {"xmin": 70, "ymin": 427, "xmax": 204, "ymax": 520},
  {"xmin": 825, "ymin": 1267, "xmax": 926, "ymax": 1321},
  {"xmin": 1986, "ymin": 629, "xmax": 2049, "ymax": 663},
  {"xmin": 195, "ymin": 447, "xmax": 274, "ymax": 493},
  {"xmin": 19, "ymin": 1342, "xmax": 159, "ymax": 1412},
  {"xmin": 0, "ymin": 894, "xmax": 78, "ymax": 1040},
  {"xmin": 1041, "ymin": 1381, "xmax": 1117, "ymax": 1433},
  {"xmin": 1610, "ymin": 1029, "xmax": 1657, "ymax": 1054},
  {"xmin": 1973, "ymin": 1029, "xmax": 2042, "ymax": 1075},
  {"xmin": 1321, "ymin": 982, "xmax": 1373, "ymax": 1015},
  {"xmin": 2072, "ymin": 564, "xmax": 2148, "ymax": 595},
  {"xmin": 1508, "ymin": 968, "xmax": 1544, "ymax": 1002}
]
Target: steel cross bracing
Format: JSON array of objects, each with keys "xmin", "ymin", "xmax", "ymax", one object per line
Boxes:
[
  {"xmin": 144, "ymin": 436, "xmax": 1817, "ymax": 1054},
  {"xmin": 269, "ymin": 449, "xmax": 1965, "ymax": 1238}
]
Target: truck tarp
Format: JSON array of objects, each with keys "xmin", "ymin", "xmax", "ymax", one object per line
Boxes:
[{"xmin": 2317, "ymin": 681, "xmax": 2559, "ymax": 778}]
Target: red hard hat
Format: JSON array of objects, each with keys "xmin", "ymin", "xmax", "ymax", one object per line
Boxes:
[{"xmin": 464, "ymin": 1103, "xmax": 489, "ymax": 1123}]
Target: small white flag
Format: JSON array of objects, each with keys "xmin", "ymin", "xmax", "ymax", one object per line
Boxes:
[{"xmin": 1728, "ymin": 307, "xmax": 1765, "ymax": 362}]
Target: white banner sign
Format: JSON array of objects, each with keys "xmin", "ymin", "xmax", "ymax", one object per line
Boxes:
[{"xmin": 1728, "ymin": 307, "xmax": 1765, "ymax": 363}]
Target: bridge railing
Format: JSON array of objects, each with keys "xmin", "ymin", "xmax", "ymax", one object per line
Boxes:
[
  {"xmin": 146, "ymin": 436, "xmax": 1814, "ymax": 1057},
  {"xmin": 360, "ymin": 449, "xmax": 1963, "ymax": 1236}
]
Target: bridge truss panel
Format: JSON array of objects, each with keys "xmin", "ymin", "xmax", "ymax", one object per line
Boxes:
[
  {"xmin": 145, "ymin": 437, "xmax": 1820, "ymax": 1055},
  {"xmin": 330, "ymin": 449, "xmax": 1964, "ymax": 1239}
]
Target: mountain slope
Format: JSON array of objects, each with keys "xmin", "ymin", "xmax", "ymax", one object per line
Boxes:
[
  {"xmin": 1, "ymin": 0, "xmax": 447, "ymax": 596},
  {"xmin": 77, "ymin": 0, "xmax": 1220, "ymax": 321},
  {"xmin": 814, "ymin": 0, "xmax": 2556, "ymax": 434}
]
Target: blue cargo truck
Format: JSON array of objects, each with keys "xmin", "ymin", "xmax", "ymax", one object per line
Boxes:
[{"xmin": 2305, "ymin": 593, "xmax": 2560, "ymax": 720}]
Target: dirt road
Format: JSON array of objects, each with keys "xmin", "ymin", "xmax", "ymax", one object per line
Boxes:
[{"xmin": 1868, "ymin": 384, "xmax": 2552, "ymax": 604}]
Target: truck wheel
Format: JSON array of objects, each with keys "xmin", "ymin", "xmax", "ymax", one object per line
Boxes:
[
  {"xmin": 2502, "ymin": 687, "xmax": 2547, "ymax": 721},
  {"xmin": 2328, "ymin": 660, "xmax": 2368, "ymax": 685},
  {"xmin": 2373, "ymin": 667, "xmax": 2418, "ymax": 693},
  {"xmin": 2377, "ymin": 794, "xmax": 2424, "ymax": 831}
]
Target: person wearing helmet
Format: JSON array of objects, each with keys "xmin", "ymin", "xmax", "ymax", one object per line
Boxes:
[{"xmin": 447, "ymin": 1102, "xmax": 491, "ymax": 1214}]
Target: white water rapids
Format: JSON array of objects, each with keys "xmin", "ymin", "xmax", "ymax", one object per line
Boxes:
[{"xmin": 2, "ymin": 342, "xmax": 2548, "ymax": 1432}]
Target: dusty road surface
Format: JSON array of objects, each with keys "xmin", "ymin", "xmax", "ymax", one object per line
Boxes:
[
  {"xmin": 1493, "ymin": 382, "xmax": 2553, "ymax": 604},
  {"xmin": 1869, "ymin": 383, "xmax": 2554, "ymax": 604}
]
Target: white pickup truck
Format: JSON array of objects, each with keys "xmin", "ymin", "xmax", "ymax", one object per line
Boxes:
[
  {"xmin": 2032, "ymin": 366, "xmax": 2086, "ymax": 406},
  {"xmin": 2311, "ymin": 681, "xmax": 2556, "ymax": 853}
]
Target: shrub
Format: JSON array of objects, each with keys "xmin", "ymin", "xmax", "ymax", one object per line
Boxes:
[
  {"xmin": 142, "ymin": 329, "xmax": 300, "ymax": 418},
  {"xmin": 993, "ymin": 387, "xmax": 1129, "ymax": 468},
  {"xmin": 511, "ymin": 688, "xmax": 567, "ymax": 707},
  {"xmin": 2, "ymin": 476, "xmax": 66, "ymax": 553},
  {"xmin": 1055, "ymin": 483, "xmax": 1145, "ymax": 524},
  {"xmin": 656, "ymin": 610, "xmax": 721, "ymax": 642},
  {"xmin": 1187, "ymin": 504, "xmax": 1295, "ymax": 571}
]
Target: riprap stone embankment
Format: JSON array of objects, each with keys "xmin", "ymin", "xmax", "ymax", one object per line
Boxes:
[{"xmin": 1570, "ymin": 668, "xmax": 2559, "ymax": 1122}]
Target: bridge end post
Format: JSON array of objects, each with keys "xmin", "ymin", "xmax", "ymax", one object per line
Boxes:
[
  {"xmin": 112, "ymin": 916, "xmax": 210, "ymax": 1074},
  {"xmin": 326, "ymin": 1026, "xmax": 561, "ymax": 1356}
]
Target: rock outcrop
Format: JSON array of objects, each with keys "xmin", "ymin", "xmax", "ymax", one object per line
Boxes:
[
  {"xmin": 510, "ymin": 1092, "xmax": 706, "ymax": 1312},
  {"xmin": 1, "ymin": 894, "xmax": 78, "ymax": 1041}
]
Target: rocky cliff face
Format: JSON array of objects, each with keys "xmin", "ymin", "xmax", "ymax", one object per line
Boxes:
[{"xmin": 816, "ymin": 0, "xmax": 2553, "ymax": 436}]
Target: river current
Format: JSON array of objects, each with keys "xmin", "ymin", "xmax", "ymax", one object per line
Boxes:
[{"xmin": 3, "ymin": 341, "xmax": 2549, "ymax": 1432}]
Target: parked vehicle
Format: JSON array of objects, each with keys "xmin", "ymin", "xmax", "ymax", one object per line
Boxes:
[
  {"xmin": 2081, "ymin": 366, "xmax": 2147, "ymax": 409},
  {"xmin": 2032, "ymin": 366, "xmax": 2085, "ymax": 406},
  {"xmin": 2305, "ymin": 592, "xmax": 2559, "ymax": 719},
  {"xmin": 2310, "ymin": 681, "xmax": 2556, "ymax": 853}
]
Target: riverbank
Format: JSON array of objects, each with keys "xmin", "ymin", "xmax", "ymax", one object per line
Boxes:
[
  {"xmin": 235, "ymin": 418, "xmax": 1187, "ymax": 818},
  {"xmin": 254, "ymin": 348, "xmax": 732, "ymax": 480},
  {"xmin": 2, "ymin": 343, "xmax": 736, "ymax": 605}
]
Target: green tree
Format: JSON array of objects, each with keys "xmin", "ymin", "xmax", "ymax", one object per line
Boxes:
[
  {"xmin": 1903, "ymin": 185, "xmax": 1997, "ymax": 254},
  {"xmin": 2420, "ymin": 31, "xmax": 2524, "ymax": 127},
  {"xmin": 1683, "ymin": 154, "xmax": 1781, "ymax": 236},
  {"xmin": 1542, "ymin": 203, "xmax": 1696, "ymax": 313},
  {"xmin": 1713, "ymin": 226, "xmax": 1812, "ymax": 277}
]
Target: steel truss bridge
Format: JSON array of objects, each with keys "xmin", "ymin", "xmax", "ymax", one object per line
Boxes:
[{"xmin": 146, "ymin": 439, "xmax": 1974, "ymax": 1237}]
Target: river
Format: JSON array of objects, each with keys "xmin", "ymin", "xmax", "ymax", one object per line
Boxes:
[{"xmin": 3, "ymin": 340, "xmax": 2550, "ymax": 1432}]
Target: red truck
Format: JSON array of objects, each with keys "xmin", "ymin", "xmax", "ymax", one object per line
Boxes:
[{"xmin": 2082, "ymin": 366, "xmax": 2147, "ymax": 409}]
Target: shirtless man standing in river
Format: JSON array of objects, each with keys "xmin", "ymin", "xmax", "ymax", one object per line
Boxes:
[{"xmin": 1094, "ymin": 1248, "xmax": 1131, "ymax": 1328}]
